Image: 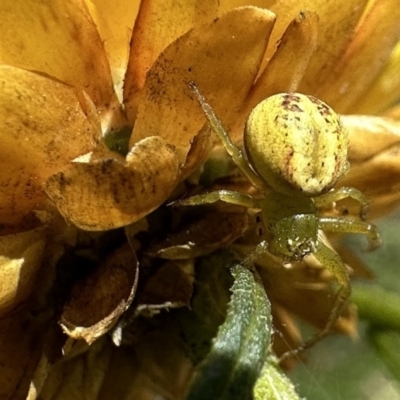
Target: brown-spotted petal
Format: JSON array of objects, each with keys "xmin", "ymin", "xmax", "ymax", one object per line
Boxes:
[
  {"xmin": 61, "ymin": 244, "xmax": 138, "ymax": 344},
  {"xmin": 123, "ymin": 0, "xmax": 219, "ymax": 121},
  {"xmin": 0, "ymin": 0, "xmax": 118, "ymax": 113},
  {"xmin": 130, "ymin": 7, "xmax": 276, "ymax": 164},
  {"xmin": 45, "ymin": 136, "xmax": 180, "ymax": 231},
  {"xmin": 0, "ymin": 66, "xmax": 100, "ymax": 226}
]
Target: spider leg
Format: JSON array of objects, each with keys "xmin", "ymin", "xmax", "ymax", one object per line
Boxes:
[
  {"xmin": 318, "ymin": 216, "xmax": 382, "ymax": 250},
  {"xmin": 280, "ymin": 240, "xmax": 351, "ymax": 362},
  {"xmin": 172, "ymin": 189, "xmax": 261, "ymax": 209},
  {"xmin": 190, "ymin": 82, "xmax": 266, "ymax": 191},
  {"xmin": 242, "ymin": 240, "xmax": 269, "ymax": 267},
  {"xmin": 314, "ymin": 187, "xmax": 370, "ymax": 219}
]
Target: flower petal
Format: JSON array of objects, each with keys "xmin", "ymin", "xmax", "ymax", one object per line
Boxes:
[
  {"xmin": 300, "ymin": 0, "xmax": 400, "ymax": 112},
  {"xmin": 61, "ymin": 244, "xmax": 138, "ymax": 344},
  {"xmin": 84, "ymin": 0, "xmax": 140, "ymax": 102},
  {"xmin": 349, "ymin": 40, "xmax": 400, "ymax": 114},
  {"xmin": 150, "ymin": 211, "xmax": 250, "ymax": 260},
  {"xmin": 0, "ymin": 0, "xmax": 117, "ymax": 110},
  {"xmin": 135, "ymin": 260, "xmax": 194, "ymax": 311},
  {"xmin": 124, "ymin": 0, "xmax": 219, "ymax": 121},
  {"xmin": 45, "ymin": 137, "xmax": 180, "ymax": 230},
  {"xmin": 130, "ymin": 7, "xmax": 275, "ymax": 164},
  {"xmin": 343, "ymin": 115, "xmax": 400, "ymax": 161},
  {"xmin": 0, "ymin": 66, "xmax": 100, "ymax": 225},
  {"xmin": 264, "ymin": 0, "xmax": 369, "ymax": 75},
  {"xmin": 341, "ymin": 116, "xmax": 400, "ymax": 218},
  {"xmin": 0, "ymin": 227, "xmax": 46, "ymax": 317},
  {"xmin": 246, "ymin": 11, "xmax": 318, "ymax": 112}
]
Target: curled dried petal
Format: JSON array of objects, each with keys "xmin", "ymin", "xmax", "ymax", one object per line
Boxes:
[
  {"xmin": 45, "ymin": 137, "xmax": 180, "ymax": 230},
  {"xmin": 61, "ymin": 244, "xmax": 138, "ymax": 344}
]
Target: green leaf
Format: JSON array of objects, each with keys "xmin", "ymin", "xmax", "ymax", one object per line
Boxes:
[
  {"xmin": 185, "ymin": 261, "xmax": 272, "ymax": 400},
  {"xmin": 176, "ymin": 251, "xmax": 234, "ymax": 364},
  {"xmin": 254, "ymin": 356, "xmax": 303, "ymax": 400},
  {"xmin": 351, "ymin": 283, "xmax": 400, "ymax": 331},
  {"xmin": 369, "ymin": 329, "xmax": 400, "ymax": 382},
  {"xmin": 103, "ymin": 126, "xmax": 132, "ymax": 156}
]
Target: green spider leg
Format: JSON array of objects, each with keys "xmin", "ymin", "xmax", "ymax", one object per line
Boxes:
[
  {"xmin": 314, "ymin": 187, "xmax": 370, "ymax": 218},
  {"xmin": 318, "ymin": 216, "xmax": 382, "ymax": 250},
  {"xmin": 174, "ymin": 189, "xmax": 261, "ymax": 209},
  {"xmin": 190, "ymin": 82, "xmax": 266, "ymax": 191},
  {"xmin": 280, "ymin": 240, "xmax": 351, "ymax": 361},
  {"xmin": 280, "ymin": 216, "xmax": 381, "ymax": 361}
]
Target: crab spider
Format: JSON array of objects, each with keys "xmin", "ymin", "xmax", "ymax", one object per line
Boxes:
[{"xmin": 176, "ymin": 83, "xmax": 381, "ymax": 360}]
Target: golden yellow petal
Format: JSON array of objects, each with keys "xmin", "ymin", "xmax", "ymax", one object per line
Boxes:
[
  {"xmin": 131, "ymin": 7, "xmax": 275, "ymax": 163},
  {"xmin": 84, "ymin": 0, "xmax": 140, "ymax": 102},
  {"xmin": 263, "ymin": 0, "xmax": 368, "ymax": 76},
  {"xmin": 339, "ymin": 115, "xmax": 400, "ymax": 217},
  {"xmin": 348, "ymin": 40, "xmax": 400, "ymax": 114},
  {"xmin": 0, "ymin": 0, "xmax": 117, "ymax": 110},
  {"xmin": 300, "ymin": 0, "xmax": 400, "ymax": 112},
  {"xmin": 45, "ymin": 137, "xmax": 180, "ymax": 230},
  {"xmin": 0, "ymin": 66, "xmax": 100, "ymax": 225},
  {"xmin": 0, "ymin": 227, "xmax": 46, "ymax": 317},
  {"xmin": 343, "ymin": 115, "xmax": 400, "ymax": 161},
  {"xmin": 61, "ymin": 244, "xmax": 138, "ymax": 344},
  {"xmin": 384, "ymin": 103, "xmax": 400, "ymax": 120},
  {"xmin": 123, "ymin": 0, "xmax": 219, "ymax": 121}
]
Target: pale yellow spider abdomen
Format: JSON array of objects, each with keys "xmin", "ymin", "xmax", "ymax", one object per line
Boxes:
[{"xmin": 244, "ymin": 93, "xmax": 349, "ymax": 196}]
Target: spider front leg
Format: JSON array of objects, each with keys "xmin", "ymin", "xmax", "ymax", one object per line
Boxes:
[
  {"xmin": 190, "ymin": 82, "xmax": 265, "ymax": 191},
  {"xmin": 172, "ymin": 189, "xmax": 261, "ymax": 209},
  {"xmin": 280, "ymin": 240, "xmax": 351, "ymax": 362},
  {"xmin": 314, "ymin": 187, "xmax": 370, "ymax": 219},
  {"xmin": 318, "ymin": 216, "xmax": 382, "ymax": 250}
]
